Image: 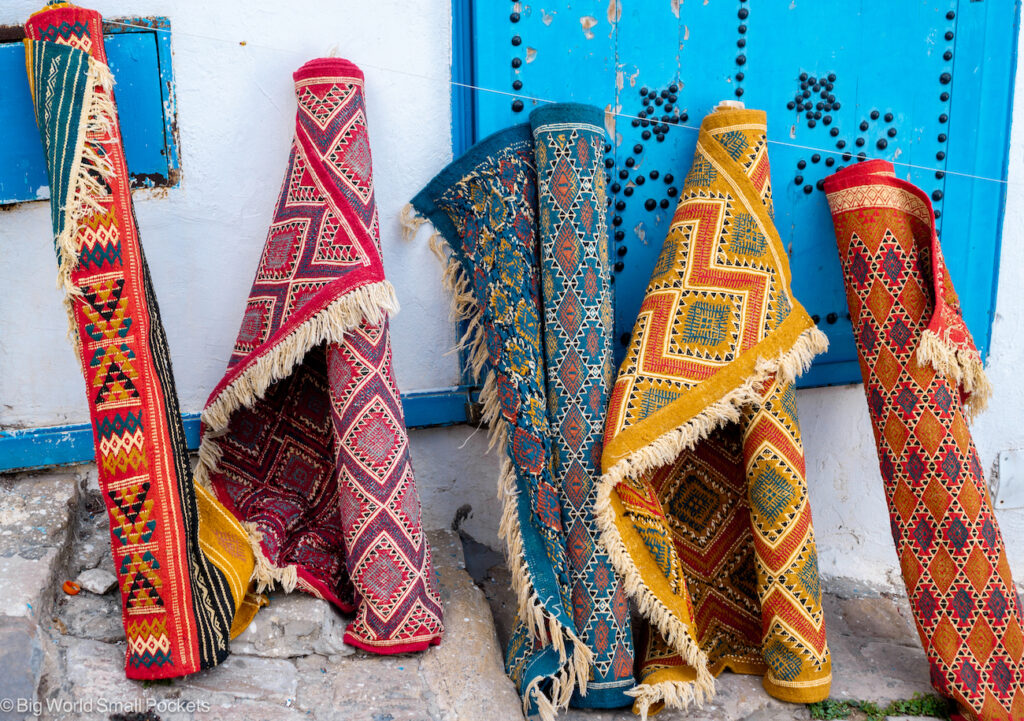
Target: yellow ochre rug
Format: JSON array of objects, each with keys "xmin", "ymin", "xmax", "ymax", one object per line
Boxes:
[{"xmin": 596, "ymin": 106, "xmax": 833, "ymax": 717}]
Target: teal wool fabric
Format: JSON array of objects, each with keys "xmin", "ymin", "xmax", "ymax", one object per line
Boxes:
[
  {"xmin": 532, "ymin": 104, "xmax": 634, "ymax": 708},
  {"xmin": 410, "ymin": 104, "xmax": 634, "ymax": 718}
]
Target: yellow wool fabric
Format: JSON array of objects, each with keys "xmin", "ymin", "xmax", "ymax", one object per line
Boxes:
[
  {"xmin": 195, "ymin": 485, "xmax": 262, "ymax": 638},
  {"xmin": 596, "ymin": 108, "xmax": 832, "ymax": 717}
]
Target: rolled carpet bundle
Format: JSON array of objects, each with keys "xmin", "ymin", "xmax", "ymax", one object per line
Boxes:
[
  {"xmin": 825, "ymin": 160, "xmax": 1022, "ymax": 720},
  {"xmin": 408, "ymin": 103, "xmax": 635, "ymax": 718},
  {"xmin": 24, "ymin": 2, "xmax": 258, "ymax": 679},
  {"xmin": 596, "ymin": 105, "xmax": 833, "ymax": 717},
  {"xmin": 196, "ymin": 57, "xmax": 444, "ymax": 654}
]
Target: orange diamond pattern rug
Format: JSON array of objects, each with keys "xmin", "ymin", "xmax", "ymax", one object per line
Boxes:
[
  {"xmin": 825, "ymin": 160, "xmax": 1023, "ymax": 720},
  {"xmin": 596, "ymin": 106, "xmax": 833, "ymax": 717}
]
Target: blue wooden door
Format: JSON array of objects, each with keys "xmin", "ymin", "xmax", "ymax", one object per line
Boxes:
[{"xmin": 467, "ymin": 0, "xmax": 1019, "ymax": 387}]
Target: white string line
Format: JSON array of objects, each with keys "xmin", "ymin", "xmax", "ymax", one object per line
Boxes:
[{"xmin": 100, "ymin": 19, "xmax": 1012, "ymax": 186}]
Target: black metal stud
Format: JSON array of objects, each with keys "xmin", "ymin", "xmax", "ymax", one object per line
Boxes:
[
  {"xmin": 667, "ymin": 187, "xmax": 677, "ymax": 197},
  {"xmin": 803, "ymin": 185, "xmax": 813, "ymax": 194},
  {"xmin": 738, "ymin": 7, "xmax": 749, "ymax": 19},
  {"xmin": 884, "ymin": 112, "xmax": 894, "ymax": 122},
  {"xmin": 943, "ymin": 50, "xmax": 953, "ymax": 61},
  {"xmin": 945, "ymin": 30, "xmax": 954, "ymax": 40},
  {"xmin": 512, "ymin": 99, "xmax": 524, "ymax": 112},
  {"xmin": 644, "ymin": 199, "xmax": 656, "ymax": 211},
  {"xmin": 935, "ymin": 171, "xmax": 945, "ymax": 179},
  {"xmin": 797, "ymin": 159, "xmax": 807, "ymax": 169},
  {"xmin": 946, "ymin": 10, "xmax": 955, "ymax": 19},
  {"xmin": 625, "ymin": 157, "xmax": 635, "ymax": 167},
  {"xmin": 623, "ymin": 186, "xmax": 633, "ymax": 196},
  {"xmin": 511, "ymin": 35, "xmax": 522, "ymax": 46},
  {"xmin": 876, "ymin": 138, "xmax": 887, "ymax": 150},
  {"xmin": 635, "ymin": 175, "xmax": 646, "ymax": 185},
  {"xmin": 811, "ymin": 154, "xmax": 821, "ymax": 163},
  {"xmin": 940, "ymin": 92, "xmax": 950, "ymax": 101},
  {"xmin": 836, "ymin": 139, "xmax": 846, "ymax": 148},
  {"xmin": 938, "ymin": 113, "xmax": 948, "ymax": 123},
  {"xmin": 888, "ymin": 128, "xmax": 897, "ymax": 137},
  {"xmin": 826, "ymin": 312, "xmax": 838, "ymax": 324},
  {"xmin": 932, "ymin": 189, "xmax": 943, "ymax": 201},
  {"xmin": 937, "ymin": 133, "xmax": 947, "ymax": 142},
  {"xmin": 870, "ymin": 110, "xmax": 880, "ymax": 120},
  {"xmin": 936, "ymin": 150, "xmax": 946, "ymax": 160},
  {"xmin": 512, "ymin": 80, "xmax": 523, "ymax": 90},
  {"xmin": 510, "ymin": 11, "xmax": 520, "ymax": 22},
  {"xmin": 855, "ymin": 137, "xmax": 865, "ymax": 147},
  {"xmin": 939, "ymin": 73, "xmax": 952, "ymax": 85},
  {"xmin": 830, "ymin": 127, "xmax": 839, "ymax": 137},
  {"xmin": 859, "ymin": 121, "xmax": 869, "ymax": 131},
  {"xmin": 660, "ymin": 199, "xmax": 670, "ymax": 209},
  {"xmin": 617, "ymin": 246, "xmax": 627, "ymax": 256},
  {"xmin": 794, "ymin": 175, "xmax": 804, "ymax": 185},
  {"xmin": 615, "ymin": 200, "xmax": 626, "ymax": 211},
  {"xmin": 649, "ymin": 170, "xmax": 659, "ymax": 180},
  {"xmin": 614, "ymin": 230, "xmax": 625, "ymax": 241},
  {"xmin": 511, "ymin": 57, "xmax": 522, "ymax": 68},
  {"xmin": 825, "ymin": 157, "xmax": 835, "ymax": 167},
  {"xmin": 664, "ymin": 174, "xmax": 674, "ymax": 184}
]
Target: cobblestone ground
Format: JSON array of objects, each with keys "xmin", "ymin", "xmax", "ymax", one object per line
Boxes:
[{"xmin": 0, "ymin": 468, "xmax": 952, "ymax": 721}]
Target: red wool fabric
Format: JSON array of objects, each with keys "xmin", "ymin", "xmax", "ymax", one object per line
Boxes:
[
  {"xmin": 825, "ymin": 160, "xmax": 1023, "ymax": 720},
  {"xmin": 198, "ymin": 58, "xmax": 444, "ymax": 654}
]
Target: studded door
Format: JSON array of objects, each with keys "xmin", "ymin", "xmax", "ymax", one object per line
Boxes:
[{"xmin": 467, "ymin": 0, "xmax": 1019, "ymax": 387}]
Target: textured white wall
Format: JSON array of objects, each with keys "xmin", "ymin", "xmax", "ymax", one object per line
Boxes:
[{"xmin": 1, "ymin": 1, "xmax": 1022, "ymax": 578}]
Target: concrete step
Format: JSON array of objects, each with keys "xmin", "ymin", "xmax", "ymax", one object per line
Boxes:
[
  {"xmin": 27, "ymin": 478, "xmax": 522, "ymax": 721},
  {"xmin": 0, "ymin": 469, "xmax": 83, "ymax": 721},
  {"xmin": 470, "ymin": 549, "xmax": 949, "ymax": 721}
]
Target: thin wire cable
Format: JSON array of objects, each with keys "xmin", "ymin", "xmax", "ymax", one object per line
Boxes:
[{"xmin": 101, "ymin": 19, "xmax": 1012, "ymax": 186}]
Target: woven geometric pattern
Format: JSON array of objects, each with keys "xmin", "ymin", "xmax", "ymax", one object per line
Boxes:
[
  {"xmin": 533, "ymin": 107, "xmax": 635, "ymax": 708},
  {"xmin": 412, "ymin": 108, "xmax": 621, "ymax": 719},
  {"xmin": 826, "ymin": 160, "xmax": 1023, "ymax": 720},
  {"xmin": 25, "ymin": 3, "xmax": 247, "ymax": 679},
  {"xmin": 598, "ymin": 107, "xmax": 831, "ymax": 713},
  {"xmin": 202, "ymin": 58, "xmax": 442, "ymax": 654}
]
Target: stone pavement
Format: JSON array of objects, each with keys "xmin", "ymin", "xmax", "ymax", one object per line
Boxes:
[{"xmin": 0, "ymin": 467, "xmax": 950, "ymax": 721}]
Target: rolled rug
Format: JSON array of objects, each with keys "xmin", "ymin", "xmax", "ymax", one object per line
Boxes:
[
  {"xmin": 825, "ymin": 160, "xmax": 1023, "ymax": 720},
  {"xmin": 24, "ymin": 2, "xmax": 258, "ymax": 679},
  {"xmin": 596, "ymin": 105, "xmax": 833, "ymax": 717},
  {"xmin": 196, "ymin": 58, "xmax": 444, "ymax": 654},
  {"xmin": 408, "ymin": 103, "xmax": 634, "ymax": 718}
]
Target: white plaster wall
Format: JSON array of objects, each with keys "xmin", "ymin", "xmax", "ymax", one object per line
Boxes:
[{"xmin": 1, "ymin": 1, "xmax": 1023, "ymax": 575}]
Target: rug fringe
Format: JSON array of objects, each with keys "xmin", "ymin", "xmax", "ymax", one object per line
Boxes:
[
  {"xmin": 918, "ymin": 329, "xmax": 991, "ymax": 420},
  {"xmin": 53, "ymin": 57, "xmax": 116, "ymax": 300},
  {"xmin": 399, "ymin": 202, "xmax": 428, "ymax": 241},
  {"xmin": 627, "ymin": 679, "xmax": 708, "ymax": 721},
  {"xmin": 594, "ymin": 323, "xmax": 829, "ymax": 713},
  {"xmin": 202, "ymin": 280, "xmax": 399, "ymax": 433},
  {"xmin": 50, "ymin": 58, "xmax": 117, "ymax": 352},
  {"xmin": 244, "ymin": 521, "xmax": 298, "ymax": 593}
]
